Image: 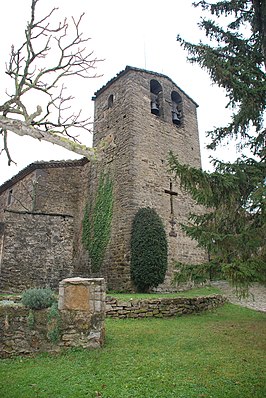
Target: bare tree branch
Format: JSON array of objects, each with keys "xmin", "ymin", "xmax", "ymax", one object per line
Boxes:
[
  {"xmin": 0, "ymin": 0, "xmax": 102, "ymax": 164},
  {"xmin": 0, "ymin": 128, "xmax": 15, "ymax": 166},
  {"xmin": 0, "ymin": 115, "xmax": 96, "ymax": 158}
]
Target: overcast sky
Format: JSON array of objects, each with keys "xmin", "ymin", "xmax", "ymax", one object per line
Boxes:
[{"xmin": 0, "ymin": 0, "xmax": 233, "ymax": 185}]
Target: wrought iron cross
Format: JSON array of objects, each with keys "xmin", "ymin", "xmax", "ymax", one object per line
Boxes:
[
  {"xmin": 164, "ymin": 181, "xmax": 178, "ymax": 237},
  {"xmin": 164, "ymin": 181, "xmax": 177, "ymax": 215}
]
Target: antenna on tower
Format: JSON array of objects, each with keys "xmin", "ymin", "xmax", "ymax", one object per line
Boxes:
[{"xmin": 144, "ymin": 38, "xmax": 147, "ymax": 69}]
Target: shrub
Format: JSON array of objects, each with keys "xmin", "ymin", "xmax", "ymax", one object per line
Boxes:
[
  {"xmin": 21, "ymin": 288, "xmax": 55, "ymax": 310},
  {"xmin": 130, "ymin": 207, "xmax": 168, "ymax": 292},
  {"xmin": 47, "ymin": 302, "xmax": 61, "ymax": 343}
]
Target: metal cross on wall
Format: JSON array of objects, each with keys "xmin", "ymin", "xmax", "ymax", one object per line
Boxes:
[{"xmin": 164, "ymin": 181, "xmax": 178, "ymax": 237}]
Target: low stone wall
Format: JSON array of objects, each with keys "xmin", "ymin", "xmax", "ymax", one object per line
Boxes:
[
  {"xmin": 106, "ymin": 295, "xmax": 226, "ymax": 318},
  {"xmin": 0, "ymin": 306, "xmax": 58, "ymax": 357},
  {"xmin": 0, "ymin": 278, "xmax": 105, "ymax": 358},
  {"xmin": 0, "ymin": 289, "xmax": 226, "ymax": 357}
]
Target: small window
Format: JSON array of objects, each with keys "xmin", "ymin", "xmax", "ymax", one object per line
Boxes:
[
  {"xmin": 171, "ymin": 91, "xmax": 182, "ymax": 126},
  {"xmin": 7, "ymin": 189, "xmax": 13, "ymax": 206},
  {"xmin": 150, "ymin": 79, "xmax": 163, "ymax": 116},
  {"xmin": 108, "ymin": 94, "xmax": 114, "ymax": 108}
]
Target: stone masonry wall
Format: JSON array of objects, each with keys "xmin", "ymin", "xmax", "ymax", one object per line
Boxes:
[
  {"xmin": 92, "ymin": 67, "xmax": 207, "ymax": 291},
  {"xmin": 130, "ymin": 69, "xmax": 207, "ymax": 288},
  {"xmin": 0, "ymin": 67, "xmax": 208, "ymax": 294},
  {"xmin": 0, "ymin": 170, "xmax": 38, "ymax": 218},
  {"xmin": 71, "ymin": 161, "xmax": 92, "ymax": 276},
  {"xmin": 0, "ymin": 211, "xmax": 74, "ymax": 293},
  {"xmin": 93, "ymin": 73, "xmax": 136, "ymax": 290},
  {"xmin": 106, "ymin": 295, "xmax": 226, "ymax": 319},
  {"xmin": 0, "ymin": 278, "xmax": 105, "ymax": 358},
  {"xmin": 0, "ymin": 160, "xmax": 91, "ymax": 293},
  {"xmin": 0, "ymin": 164, "xmax": 85, "ymax": 217},
  {"xmin": 33, "ymin": 166, "xmax": 84, "ymax": 215}
]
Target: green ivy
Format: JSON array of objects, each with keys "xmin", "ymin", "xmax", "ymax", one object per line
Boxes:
[{"xmin": 82, "ymin": 172, "xmax": 114, "ymax": 272}]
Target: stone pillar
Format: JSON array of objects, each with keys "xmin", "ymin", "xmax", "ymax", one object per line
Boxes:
[{"xmin": 58, "ymin": 277, "xmax": 106, "ymax": 349}]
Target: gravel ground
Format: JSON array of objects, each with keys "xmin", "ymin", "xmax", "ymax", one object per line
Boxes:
[{"xmin": 211, "ymin": 281, "xmax": 266, "ymax": 312}]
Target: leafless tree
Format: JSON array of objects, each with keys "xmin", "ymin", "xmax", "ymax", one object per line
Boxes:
[{"xmin": 0, "ymin": 0, "xmax": 101, "ymax": 165}]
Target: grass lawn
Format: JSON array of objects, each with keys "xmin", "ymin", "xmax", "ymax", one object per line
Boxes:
[
  {"xmin": 0, "ymin": 286, "xmax": 222, "ymax": 302},
  {"xmin": 107, "ymin": 286, "xmax": 223, "ymax": 300},
  {"xmin": 0, "ymin": 304, "xmax": 265, "ymax": 398}
]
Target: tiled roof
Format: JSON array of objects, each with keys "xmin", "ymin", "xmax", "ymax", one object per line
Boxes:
[{"xmin": 0, "ymin": 157, "xmax": 89, "ymax": 194}]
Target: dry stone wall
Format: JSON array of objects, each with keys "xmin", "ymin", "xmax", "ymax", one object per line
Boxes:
[
  {"xmin": 106, "ymin": 295, "xmax": 226, "ymax": 318},
  {"xmin": 0, "ymin": 278, "xmax": 105, "ymax": 358}
]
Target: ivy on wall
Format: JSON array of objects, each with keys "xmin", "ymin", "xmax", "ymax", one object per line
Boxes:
[{"xmin": 82, "ymin": 172, "xmax": 114, "ymax": 272}]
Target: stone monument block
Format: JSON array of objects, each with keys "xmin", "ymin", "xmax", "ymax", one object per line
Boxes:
[{"xmin": 58, "ymin": 277, "xmax": 105, "ymax": 312}]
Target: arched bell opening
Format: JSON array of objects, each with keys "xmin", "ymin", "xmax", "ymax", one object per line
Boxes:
[
  {"xmin": 150, "ymin": 79, "xmax": 163, "ymax": 116},
  {"xmin": 171, "ymin": 91, "xmax": 182, "ymax": 126}
]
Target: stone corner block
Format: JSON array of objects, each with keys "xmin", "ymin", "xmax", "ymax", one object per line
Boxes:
[{"xmin": 58, "ymin": 277, "xmax": 105, "ymax": 311}]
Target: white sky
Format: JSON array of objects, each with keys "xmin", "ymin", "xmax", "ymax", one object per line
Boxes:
[{"xmin": 0, "ymin": 0, "xmax": 233, "ymax": 185}]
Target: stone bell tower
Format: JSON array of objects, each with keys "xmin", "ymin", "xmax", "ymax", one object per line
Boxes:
[{"xmin": 92, "ymin": 66, "xmax": 207, "ymax": 291}]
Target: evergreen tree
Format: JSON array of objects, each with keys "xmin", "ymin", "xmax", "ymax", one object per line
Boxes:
[
  {"xmin": 170, "ymin": 0, "xmax": 266, "ymax": 293},
  {"xmin": 130, "ymin": 208, "xmax": 168, "ymax": 292}
]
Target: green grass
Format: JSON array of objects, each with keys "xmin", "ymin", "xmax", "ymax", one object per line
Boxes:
[
  {"xmin": 0, "ymin": 304, "xmax": 265, "ymax": 398},
  {"xmin": 0, "ymin": 294, "xmax": 20, "ymax": 298},
  {"xmin": 0, "ymin": 286, "xmax": 221, "ymax": 302},
  {"xmin": 107, "ymin": 285, "xmax": 222, "ymax": 300}
]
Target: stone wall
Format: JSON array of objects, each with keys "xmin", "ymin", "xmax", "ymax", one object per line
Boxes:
[
  {"xmin": 106, "ymin": 295, "xmax": 226, "ymax": 318},
  {"xmin": 0, "ymin": 160, "xmax": 87, "ymax": 218},
  {"xmin": 33, "ymin": 166, "xmax": 84, "ymax": 215},
  {"xmin": 71, "ymin": 161, "xmax": 92, "ymax": 276},
  {"xmin": 0, "ymin": 67, "xmax": 208, "ymax": 294},
  {"xmin": 0, "ymin": 211, "xmax": 74, "ymax": 293},
  {"xmin": 0, "ymin": 278, "xmax": 106, "ymax": 358},
  {"xmin": 93, "ymin": 66, "xmax": 207, "ymax": 291},
  {"xmin": 0, "ymin": 170, "xmax": 38, "ymax": 218}
]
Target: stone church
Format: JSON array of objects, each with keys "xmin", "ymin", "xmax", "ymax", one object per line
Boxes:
[{"xmin": 0, "ymin": 66, "xmax": 206, "ymax": 293}]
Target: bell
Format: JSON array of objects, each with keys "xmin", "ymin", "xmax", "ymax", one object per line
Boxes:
[
  {"xmin": 151, "ymin": 101, "xmax": 160, "ymax": 115},
  {"xmin": 172, "ymin": 111, "xmax": 181, "ymax": 125}
]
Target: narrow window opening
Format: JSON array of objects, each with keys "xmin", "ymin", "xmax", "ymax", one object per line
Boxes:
[
  {"xmin": 7, "ymin": 189, "xmax": 13, "ymax": 206},
  {"xmin": 108, "ymin": 94, "xmax": 114, "ymax": 108},
  {"xmin": 171, "ymin": 91, "xmax": 182, "ymax": 126}
]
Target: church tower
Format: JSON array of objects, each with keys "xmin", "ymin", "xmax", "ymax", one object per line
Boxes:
[{"xmin": 92, "ymin": 66, "xmax": 206, "ymax": 291}]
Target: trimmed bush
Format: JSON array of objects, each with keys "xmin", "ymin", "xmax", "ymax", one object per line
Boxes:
[
  {"xmin": 130, "ymin": 207, "xmax": 168, "ymax": 292},
  {"xmin": 21, "ymin": 288, "xmax": 55, "ymax": 310}
]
